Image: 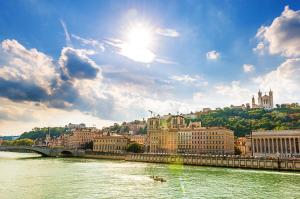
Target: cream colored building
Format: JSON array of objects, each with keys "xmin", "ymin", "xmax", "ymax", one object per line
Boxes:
[
  {"xmin": 246, "ymin": 130, "xmax": 300, "ymax": 157},
  {"xmin": 93, "ymin": 135, "xmax": 129, "ymax": 153},
  {"xmin": 66, "ymin": 128, "xmax": 102, "ymax": 149},
  {"xmin": 148, "ymin": 115, "xmax": 234, "ymax": 155},
  {"xmin": 50, "ymin": 128, "xmax": 102, "ymax": 149},
  {"xmin": 125, "ymin": 134, "xmax": 146, "ymax": 145}
]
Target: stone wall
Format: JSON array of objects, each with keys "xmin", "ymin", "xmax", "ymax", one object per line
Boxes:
[{"xmin": 125, "ymin": 154, "xmax": 300, "ymax": 171}]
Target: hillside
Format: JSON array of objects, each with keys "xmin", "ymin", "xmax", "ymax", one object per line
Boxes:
[
  {"xmin": 188, "ymin": 106, "xmax": 300, "ymax": 137},
  {"xmin": 19, "ymin": 127, "xmax": 68, "ymax": 140}
]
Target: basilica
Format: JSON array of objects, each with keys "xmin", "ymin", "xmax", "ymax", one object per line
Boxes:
[{"xmin": 252, "ymin": 89, "xmax": 274, "ymax": 109}]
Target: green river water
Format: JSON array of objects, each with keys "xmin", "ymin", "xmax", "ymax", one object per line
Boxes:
[{"xmin": 0, "ymin": 151, "xmax": 299, "ymax": 199}]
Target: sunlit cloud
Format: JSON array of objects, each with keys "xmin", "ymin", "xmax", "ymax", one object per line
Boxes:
[
  {"xmin": 60, "ymin": 19, "xmax": 72, "ymax": 46},
  {"xmin": 170, "ymin": 75, "xmax": 201, "ymax": 83},
  {"xmin": 243, "ymin": 64, "xmax": 255, "ymax": 73},
  {"xmin": 71, "ymin": 34, "xmax": 105, "ymax": 52},
  {"xmin": 255, "ymin": 6, "xmax": 300, "ymax": 58},
  {"xmin": 206, "ymin": 50, "xmax": 220, "ymax": 60},
  {"xmin": 156, "ymin": 28, "xmax": 180, "ymax": 37}
]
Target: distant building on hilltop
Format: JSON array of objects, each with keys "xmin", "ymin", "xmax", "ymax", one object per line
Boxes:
[
  {"xmin": 252, "ymin": 89, "xmax": 273, "ymax": 109},
  {"xmin": 65, "ymin": 123, "xmax": 86, "ymax": 131}
]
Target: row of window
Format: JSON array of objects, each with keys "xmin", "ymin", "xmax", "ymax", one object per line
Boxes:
[
  {"xmin": 95, "ymin": 139, "xmax": 127, "ymax": 143},
  {"xmin": 94, "ymin": 145, "xmax": 127, "ymax": 150}
]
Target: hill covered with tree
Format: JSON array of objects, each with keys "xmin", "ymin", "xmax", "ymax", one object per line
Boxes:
[
  {"xmin": 188, "ymin": 105, "xmax": 300, "ymax": 137},
  {"xmin": 19, "ymin": 127, "xmax": 68, "ymax": 140}
]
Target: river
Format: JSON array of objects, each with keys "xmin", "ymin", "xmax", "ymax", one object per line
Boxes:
[{"xmin": 0, "ymin": 151, "xmax": 299, "ymax": 199}]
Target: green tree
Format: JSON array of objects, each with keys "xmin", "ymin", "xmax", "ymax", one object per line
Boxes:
[
  {"xmin": 2, "ymin": 139, "xmax": 33, "ymax": 146},
  {"xmin": 127, "ymin": 143, "xmax": 144, "ymax": 153}
]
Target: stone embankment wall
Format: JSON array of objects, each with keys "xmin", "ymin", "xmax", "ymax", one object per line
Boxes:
[
  {"xmin": 84, "ymin": 151, "xmax": 125, "ymax": 160},
  {"xmin": 81, "ymin": 152, "xmax": 300, "ymax": 171},
  {"xmin": 124, "ymin": 154, "xmax": 300, "ymax": 171}
]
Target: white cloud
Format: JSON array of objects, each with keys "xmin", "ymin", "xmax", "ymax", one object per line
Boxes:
[
  {"xmin": 170, "ymin": 75, "xmax": 208, "ymax": 88},
  {"xmin": 206, "ymin": 50, "xmax": 220, "ymax": 60},
  {"xmin": 253, "ymin": 58, "xmax": 300, "ymax": 103},
  {"xmin": 253, "ymin": 42, "xmax": 265, "ymax": 55},
  {"xmin": 156, "ymin": 28, "xmax": 180, "ymax": 37},
  {"xmin": 60, "ymin": 19, "xmax": 72, "ymax": 46},
  {"xmin": 170, "ymin": 75, "xmax": 200, "ymax": 83},
  {"xmin": 191, "ymin": 81, "xmax": 254, "ymax": 109},
  {"xmin": 0, "ymin": 39, "xmax": 58, "ymax": 94},
  {"xmin": 243, "ymin": 64, "xmax": 255, "ymax": 73},
  {"xmin": 215, "ymin": 81, "xmax": 252, "ymax": 104},
  {"xmin": 71, "ymin": 34, "xmax": 105, "ymax": 52},
  {"xmin": 105, "ymin": 38, "xmax": 156, "ymax": 64},
  {"xmin": 255, "ymin": 6, "xmax": 300, "ymax": 57},
  {"xmin": 155, "ymin": 57, "xmax": 178, "ymax": 65}
]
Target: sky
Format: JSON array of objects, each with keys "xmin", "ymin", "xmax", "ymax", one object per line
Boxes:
[{"xmin": 0, "ymin": 0, "xmax": 300, "ymax": 135}]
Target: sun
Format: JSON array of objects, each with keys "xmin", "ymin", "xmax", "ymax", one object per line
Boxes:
[
  {"xmin": 120, "ymin": 23, "xmax": 155, "ymax": 63},
  {"xmin": 127, "ymin": 24, "xmax": 152, "ymax": 49}
]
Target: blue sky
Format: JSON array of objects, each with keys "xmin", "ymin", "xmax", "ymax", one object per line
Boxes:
[{"xmin": 0, "ymin": 0, "xmax": 300, "ymax": 134}]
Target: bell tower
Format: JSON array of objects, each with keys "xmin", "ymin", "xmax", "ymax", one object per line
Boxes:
[
  {"xmin": 269, "ymin": 89, "xmax": 273, "ymax": 108},
  {"xmin": 252, "ymin": 96, "xmax": 255, "ymax": 108},
  {"xmin": 258, "ymin": 89, "xmax": 262, "ymax": 107}
]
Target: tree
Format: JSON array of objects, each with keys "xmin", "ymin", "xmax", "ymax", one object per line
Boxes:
[
  {"xmin": 1, "ymin": 139, "xmax": 33, "ymax": 146},
  {"xmin": 127, "ymin": 143, "xmax": 144, "ymax": 153},
  {"xmin": 82, "ymin": 141, "xmax": 93, "ymax": 150},
  {"xmin": 234, "ymin": 146, "xmax": 242, "ymax": 155}
]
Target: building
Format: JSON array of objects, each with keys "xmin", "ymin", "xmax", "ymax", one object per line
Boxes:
[
  {"xmin": 230, "ymin": 104, "xmax": 247, "ymax": 109},
  {"xmin": 246, "ymin": 130, "xmax": 300, "ymax": 157},
  {"xmin": 65, "ymin": 123, "xmax": 86, "ymax": 131},
  {"xmin": 235, "ymin": 137, "xmax": 247, "ymax": 155},
  {"xmin": 93, "ymin": 135, "xmax": 129, "ymax": 153},
  {"xmin": 127, "ymin": 120, "xmax": 146, "ymax": 132},
  {"xmin": 183, "ymin": 112, "xmax": 197, "ymax": 119},
  {"xmin": 50, "ymin": 128, "xmax": 102, "ymax": 149},
  {"xmin": 49, "ymin": 134, "xmax": 69, "ymax": 148},
  {"xmin": 203, "ymin": 108, "xmax": 212, "ymax": 113},
  {"xmin": 147, "ymin": 115, "xmax": 234, "ymax": 155},
  {"xmin": 65, "ymin": 128, "xmax": 102, "ymax": 149},
  {"xmin": 125, "ymin": 134, "xmax": 146, "ymax": 145},
  {"xmin": 252, "ymin": 89, "xmax": 273, "ymax": 109}
]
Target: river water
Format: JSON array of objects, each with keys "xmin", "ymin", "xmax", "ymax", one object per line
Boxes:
[{"xmin": 0, "ymin": 151, "xmax": 299, "ymax": 199}]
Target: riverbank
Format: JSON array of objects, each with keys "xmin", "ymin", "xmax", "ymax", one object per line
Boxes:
[{"xmin": 81, "ymin": 151, "xmax": 300, "ymax": 171}]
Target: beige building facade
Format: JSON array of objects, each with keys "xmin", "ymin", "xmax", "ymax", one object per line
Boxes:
[
  {"xmin": 148, "ymin": 115, "xmax": 234, "ymax": 155},
  {"xmin": 246, "ymin": 130, "xmax": 300, "ymax": 157},
  {"xmin": 125, "ymin": 134, "xmax": 146, "ymax": 145},
  {"xmin": 93, "ymin": 135, "xmax": 129, "ymax": 153},
  {"xmin": 50, "ymin": 128, "xmax": 102, "ymax": 149}
]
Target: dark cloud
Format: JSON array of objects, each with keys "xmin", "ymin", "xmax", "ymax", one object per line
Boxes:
[
  {"xmin": 0, "ymin": 78, "xmax": 49, "ymax": 102},
  {"xmin": 60, "ymin": 48, "xmax": 100, "ymax": 79},
  {"xmin": 0, "ymin": 40, "xmax": 120, "ymax": 121}
]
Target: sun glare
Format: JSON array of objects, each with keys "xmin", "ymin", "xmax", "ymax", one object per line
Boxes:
[
  {"xmin": 120, "ymin": 24, "xmax": 155, "ymax": 63},
  {"xmin": 127, "ymin": 25, "xmax": 152, "ymax": 48}
]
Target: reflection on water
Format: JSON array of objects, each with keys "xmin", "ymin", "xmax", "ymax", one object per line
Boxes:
[
  {"xmin": 0, "ymin": 151, "xmax": 41, "ymax": 159},
  {"xmin": 0, "ymin": 151, "xmax": 299, "ymax": 199}
]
